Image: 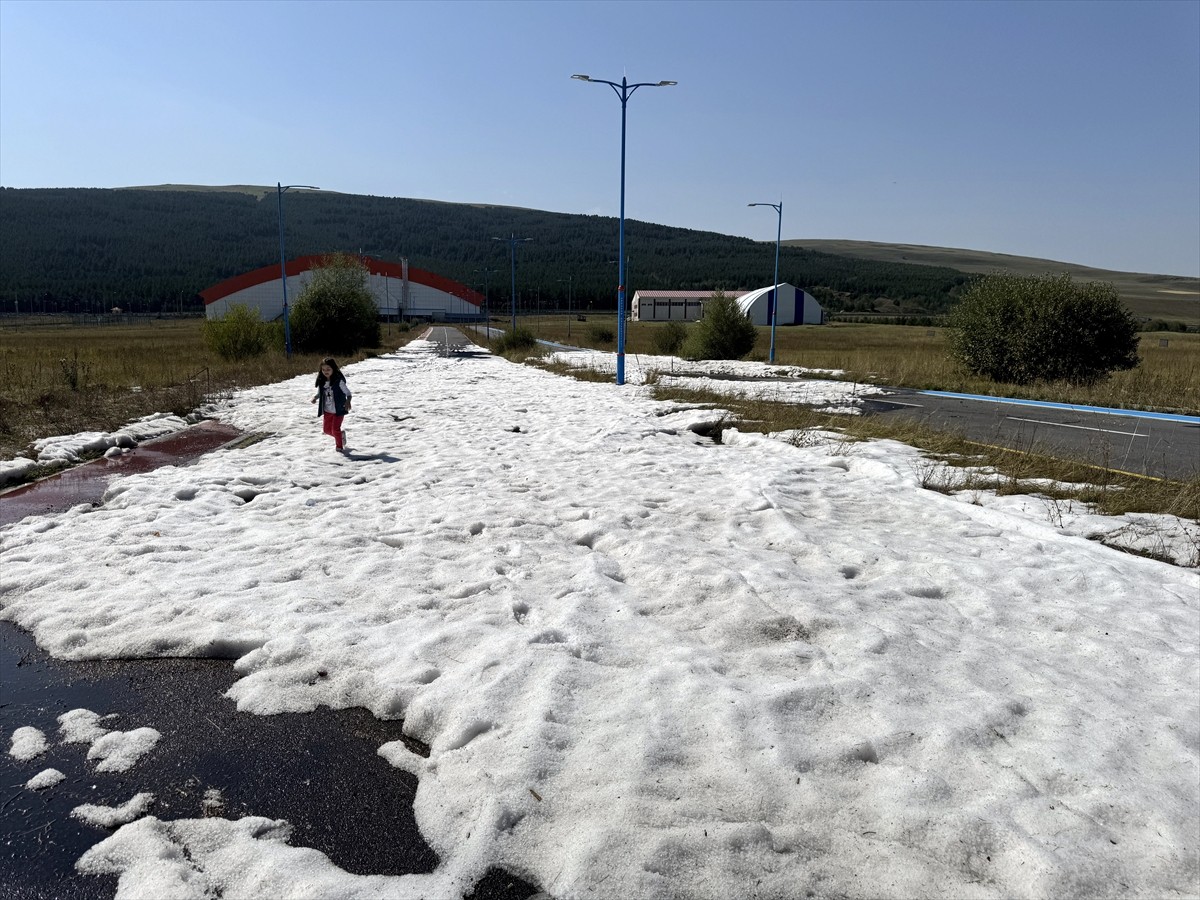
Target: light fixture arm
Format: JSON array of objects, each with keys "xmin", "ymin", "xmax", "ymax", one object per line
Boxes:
[
  {"xmin": 277, "ymin": 182, "xmax": 319, "ymax": 358},
  {"xmin": 748, "ymin": 200, "xmax": 784, "ymax": 362},
  {"xmin": 572, "ymin": 73, "xmax": 676, "ymax": 385}
]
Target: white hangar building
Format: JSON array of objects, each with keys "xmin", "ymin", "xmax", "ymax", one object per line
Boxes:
[
  {"xmin": 201, "ymin": 255, "xmax": 485, "ymax": 322},
  {"xmin": 631, "ymin": 284, "xmax": 824, "ymax": 325}
]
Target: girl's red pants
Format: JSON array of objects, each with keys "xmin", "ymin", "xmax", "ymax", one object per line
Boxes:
[{"xmin": 322, "ymin": 413, "xmax": 345, "ymax": 449}]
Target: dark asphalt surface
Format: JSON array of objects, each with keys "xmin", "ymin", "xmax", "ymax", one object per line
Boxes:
[
  {"xmin": 426, "ymin": 325, "xmax": 487, "ymax": 356},
  {"xmin": 0, "ymin": 622, "xmax": 538, "ymax": 900},
  {"xmin": 861, "ymin": 388, "xmax": 1199, "ymax": 481}
]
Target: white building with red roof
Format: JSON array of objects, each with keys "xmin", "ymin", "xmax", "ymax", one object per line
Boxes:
[{"xmin": 200, "ymin": 255, "xmax": 485, "ymax": 322}]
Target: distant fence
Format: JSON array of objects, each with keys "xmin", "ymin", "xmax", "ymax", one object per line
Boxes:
[
  {"xmin": 0, "ymin": 313, "xmax": 205, "ymax": 327},
  {"xmin": 829, "ymin": 314, "xmax": 948, "ymax": 326}
]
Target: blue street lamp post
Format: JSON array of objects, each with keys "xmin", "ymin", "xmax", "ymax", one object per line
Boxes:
[
  {"xmin": 277, "ymin": 182, "xmax": 320, "ymax": 357},
  {"xmin": 748, "ymin": 200, "xmax": 783, "ymax": 363},
  {"xmin": 573, "ymin": 73, "xmax": 676, "ymax": 385},
  {"xmin": 492, "ymin": 234, "xmax": 531, "ymax": 334}
]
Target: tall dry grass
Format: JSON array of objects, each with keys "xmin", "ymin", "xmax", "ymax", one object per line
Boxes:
[{"xmin": 0, "ymin": 318, "xmax": 417, "ymax": 460}]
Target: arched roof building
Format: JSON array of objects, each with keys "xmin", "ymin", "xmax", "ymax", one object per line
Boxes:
[
  {"xmin": 733, "ymin": 284, "xmax": 825, "ymax": 325},
  {"xmin": 631, "ymin": 284, "xmax": 824, "ymax": 325},
  {"xmin": 201, "ymin": 255, "xmax": 485, "ymax": 322}
]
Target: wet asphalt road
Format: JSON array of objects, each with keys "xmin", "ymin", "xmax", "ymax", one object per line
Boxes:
[{"xmin": 0, "ymin": 622, "xmax": 538, "ymax": 900}]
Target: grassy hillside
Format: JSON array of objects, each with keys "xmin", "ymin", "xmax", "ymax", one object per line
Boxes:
[
  {"xmin": 0, "ymin": 187, "xmax": 971, "ymax": 316},
  {"xmin": 789, "ymin": 239, "xmax": 1199, "ymax": 322},
  {"xmin": 1, "ymin": 185, "xmax": 1192, "ymax": 325},
  {"xmin": 124, "ymin": 183, "xmax": 280, "ymax": 196}
]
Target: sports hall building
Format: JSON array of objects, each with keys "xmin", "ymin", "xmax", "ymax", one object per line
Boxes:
[
  {"xmin": 201, "ymin": 255, "xmax": 485, "ymax": 322},
  {"xmin": 631, "ymin": 284, "xmax": 824, "ymax": 325}
]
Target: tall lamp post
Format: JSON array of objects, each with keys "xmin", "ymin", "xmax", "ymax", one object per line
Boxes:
[
  {"xmin": 491, "ymin": 234, "xmax": 531, "ymax": 333},
  {"xmin": 278, "ymin": 182, "xmax": 320, "ymax": 357},
  {"xmin": 748, "ymin": 200, "xmax": 783, "ymax": 363},
  {"xmin": 573, "ymin": 73, "xmax": 676, "ymax": 385},
  {"xmin": 558, "ymin": 275, "xmax": 574, "ymax": 338},
  {"xmin": 474, "ymin": 267, "xmax": 495, "ymax": 330}
]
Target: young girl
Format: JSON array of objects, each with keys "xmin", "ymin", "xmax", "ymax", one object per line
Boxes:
[{"xmin": 311, "ymin": 357, "xmax": 352, "ymax": 451}]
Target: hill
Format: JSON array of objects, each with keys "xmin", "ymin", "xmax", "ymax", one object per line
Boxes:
[
  {"xmin": 0, "ymin": 186, "xmax": 962, "ymax": 318},
  {"xmin": 0, "ymin": 186, "xmax": 1191, "ymax": 325},
  {"xmin": 790, "ymin": 239, "xmax": 1199, "ymax": 323}
]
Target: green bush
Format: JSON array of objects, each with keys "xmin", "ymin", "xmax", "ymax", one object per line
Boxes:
[
  {"xmin": 203, "ymin": 303, "xmax": 272, "ymax": 360},
  {"xmin": 492, "ymin": 326, "xmax": 539, "ymax": 353},
  {"xmin": 588, "ymin": 325, "xmax": 615, "ymax": 345},
  {"xmin": 290, "ymin": 254, "xmax": 381, "ymax": 355},
  {"xmin": 947, "ymin": 273, "xmax": 1140, "ymax": 385},
  {"xmin": 1141, "ymin": 319, "xmax": 1190, "ymax": 333},
  {"xmin": 651, "ymin": 321, "xmax": 688, "ymax": 355},
  {"xmin": 682, "ymin": 291, "xmax": 758, "ymax": 360}
]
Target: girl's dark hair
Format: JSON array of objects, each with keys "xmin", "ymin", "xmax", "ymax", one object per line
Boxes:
[{"xmin": 315, "ymin": 357, "xmax": 344, "ymax": 387}]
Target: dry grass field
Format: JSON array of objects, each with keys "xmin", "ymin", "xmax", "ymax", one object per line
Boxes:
[
  {"xmin": 525, "ymin": 315, "xmax": 1199, "ymax": 416},
  {"xmin": 0, "ymin": 318, "xmax": 416, "ymax": 462},
  {"xmin": 789, "ymin": 238, "xmax": 1200, "ymax": 322}
]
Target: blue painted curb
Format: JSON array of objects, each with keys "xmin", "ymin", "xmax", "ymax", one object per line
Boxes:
[{"xmin": 919, "ymin": 390, "xmax": 1200, "ymax": 424}]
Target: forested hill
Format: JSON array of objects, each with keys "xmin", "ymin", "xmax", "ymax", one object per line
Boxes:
[{"xmin": 0, "ymin": 186, "xmax": 973, "ymax": 315}]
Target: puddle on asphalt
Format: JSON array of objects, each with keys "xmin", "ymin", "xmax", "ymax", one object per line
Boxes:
[
  {"xmin": 0, "ymin": 623, "xmax": 537, "ymax": 900},
  {"xmin": 0, "ymin": 421, "xmax": 242, "ymax": 527}
]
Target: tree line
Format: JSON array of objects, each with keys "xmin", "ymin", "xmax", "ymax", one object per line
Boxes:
[{"xmin": 0, "ymin": 187, "xmax": 975, "ymax": 316}]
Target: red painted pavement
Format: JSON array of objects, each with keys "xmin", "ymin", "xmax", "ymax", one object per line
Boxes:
[{"xmin": 0, "ymin": 421, "xmax": 241, "ymax": 526}]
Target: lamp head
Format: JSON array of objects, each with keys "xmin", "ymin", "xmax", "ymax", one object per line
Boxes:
[
  {"xmin": 657, "ymin": 81, "xmax": 677, "ymax": 86},
  {"xmin": 571, "ymin": 74, "xmax": 591, "ymax": 82}
]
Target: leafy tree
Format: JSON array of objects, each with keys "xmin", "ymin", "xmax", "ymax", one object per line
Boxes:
[
  {"xmin": 651, "ymin": 321, "xmax": 688, "ymax": 355},
  {"xmin": 290, "ymin": 254, "xmax": 381, "ymax": 355},
  {"xmin": 682, "ymin": 291, "xmax": 758, "ymax": 360},
  {"xmin": 947, "ymin": 273, "xmax": 1140, "ymax": 385},
  {"xmin": 202, "ymin": 303, "xmax": 272, "ymax": 360}
]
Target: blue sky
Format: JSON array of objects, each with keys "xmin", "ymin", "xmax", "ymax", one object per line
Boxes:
[{"xmin": 2, "ymin": 0, "xmax": 1197, "ymax": 276}]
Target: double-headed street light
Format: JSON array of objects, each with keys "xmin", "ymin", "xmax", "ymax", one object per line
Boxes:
[
  {"xmin": 278, "ymin": 182, "xmax": 320, "ymax": 357},
  {"xmin": 748, "ymin": 200, "xmax": 783, "ymax": 363},
  {"xmin": 572, "ymin": 73, "xmax": 676, "ymax": 385},
  {"xmin": 492, "ymin": 234, "xmax": 532, "ymax": 334}
]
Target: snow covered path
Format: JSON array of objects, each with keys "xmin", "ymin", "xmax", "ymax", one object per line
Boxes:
[{"xmin": 2, "ymin": 340, "xmax": 1197, "ymax": 899}]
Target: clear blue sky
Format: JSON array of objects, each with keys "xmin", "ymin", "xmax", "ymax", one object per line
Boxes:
[{"xmin": 2, "ymin": 0, "xmax": 1197, "ymax": 276}]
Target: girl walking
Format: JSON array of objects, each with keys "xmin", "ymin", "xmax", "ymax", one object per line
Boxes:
[{"xmin": 311, "ymin": 357, "xmax": 352, "ymax": 452}]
